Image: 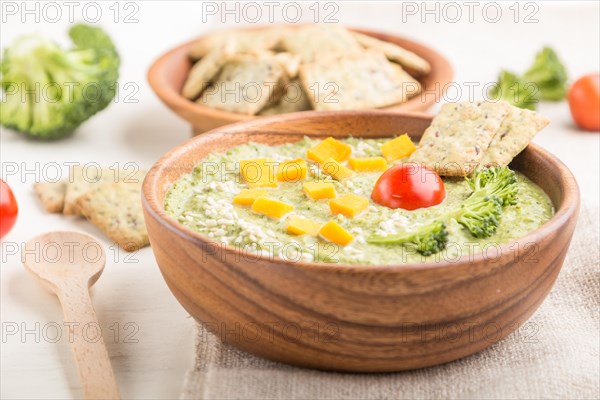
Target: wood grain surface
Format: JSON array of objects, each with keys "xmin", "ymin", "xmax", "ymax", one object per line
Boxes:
[
  {"xmin": 147, "ymin": 25, "xmax": 454, "ymax": 134},
  {"xmin": 142, "ymin": 110, "xmax": 580, "ymax": 372}
]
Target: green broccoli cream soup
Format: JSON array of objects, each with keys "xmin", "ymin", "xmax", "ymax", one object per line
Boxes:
[{"xmin": 164, "ymin": 137, "xmax": 554, "ymax": 265}]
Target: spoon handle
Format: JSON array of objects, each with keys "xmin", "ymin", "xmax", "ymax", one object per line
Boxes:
[{"xmin": 58, "ymin": 285, "xmax": 121, "ymax": 400}]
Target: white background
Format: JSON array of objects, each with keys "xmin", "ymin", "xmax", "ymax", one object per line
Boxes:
[{"xmin": 1, "ymin": 1, "xmax": 599, "ymax": 398}]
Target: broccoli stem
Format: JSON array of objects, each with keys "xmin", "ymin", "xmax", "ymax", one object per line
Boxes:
[{"xmin": 368, "ymin": 221, "xmax": 448, "ymax": 256}]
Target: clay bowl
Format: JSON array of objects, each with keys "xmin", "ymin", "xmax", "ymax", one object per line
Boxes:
[
  {"xmin": 147, "ymin": 26, "xmax": 453, "ymax": 135},
  {"xmin": 142, "ymin": 110, "xmax": 580, "ymax": 372}
]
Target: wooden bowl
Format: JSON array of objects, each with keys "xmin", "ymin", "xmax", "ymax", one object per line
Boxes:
[
  {"xmin": 147, "ymin": 26, "xmax": 454, "ymax": 135},
  {"xmin": 142, "ymin": 111, "xmax": 580, "ymax": 372}
]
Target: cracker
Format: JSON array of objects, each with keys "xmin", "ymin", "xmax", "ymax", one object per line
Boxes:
[
  {"xmin": 299, "ymin": 50, "xmax": 407, "ymax": 111},
  {"xmin": 63, "ymin": 166, "xmax": 112, "ymax": 215},
  {"xmin": 240, "ymin": 50, "xmax": 301, "ymax": 79},
  {"xmin": 352, "ymin": 32, "xmax": 431, "ymax": 77},
  {"xmin": 34, "ymin": 181, "xmax": 66, "ymax": 213},
  {"xmin": 63, "ymin": 166, "xmax": 146, "ymax": 215},
  {"xmin": 198, "ymin": 53, "xmax": 287, "ymax": 115},
  {"xmin": 182, "ymin": 39, "xmax": 237, "ymax": 99},
  {"xmin": 279, "ymin": 25, "xmax": 361, "ymax": 63},
  {"xmin": 272, "ymin": 52, "xmax": 301, "ymax": 79},
  {"xmin": 409, "ymin": 101, "xmax": 511, "ymax": 176},
  {"xmin": 188, "ymin": 32, "xmax": 224, "ymax": 60},
  {"xmin": 259, "ymin": 81, "xmax": 312, "ymax": 116},
  {"xmin": 390, "ymin": 63, "xmax": 422, "ymax": 99},
  {"xmin": 77, "ymin": 182, "xmax": 149, "ymax": 252},
  {"xmin": 188, "ymin": 28, "xmax": 283, "ymax": 60},
  {"xmin": 481, "ymin": 106, "xmax": 549, "ymax": 167}
]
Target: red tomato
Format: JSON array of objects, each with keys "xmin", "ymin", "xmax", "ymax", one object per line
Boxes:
[
  {"xmin": 568, "ymin": 73, "xmax": 600, "ymax": 131},
  {"xmin": 371, "ymin": 163, "xmax": 446, "ymax": 210},
  {"xmin": 0, "ymin": 180, "xmax": 18, "ymax": 238}
]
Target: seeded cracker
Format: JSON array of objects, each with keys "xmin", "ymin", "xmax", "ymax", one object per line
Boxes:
[
  {"xmin": 259, "ymin": 81, "xmax": 312, "ymax": 115},
  {"xmin": 352, "ymin": 32, "xmax": 431, "ymax": 77},
  {"xmin": 409, "ymin": 101, "xmax": 511, "ymax": 176},
  {"xmin": 481, "ymin": 106, "xmax": 549, "ymax": 167},
  {"xmin": 188, "ymin": 28, "xmax": 283, "ymax": 60},
  {"xmin": 34, "ymin": 181, "xmax": 66, "ymax": 213},
  {"xmin": 299, "ymin": 50, "xmax": 407, "ymax": 111},
  {"xmin": 199, "ymin": 53, "xmax": 287, "ymax": 115},
  {"xmin": 63, "ymin": 166, "xmax": 114, "ymax": 215},
  {"xmin": 182, "ymin": 39, "xmax": 237, "ymax": 99},
  {"xmin": 77, "ymin": 182, "xmax": 149, "ymax": 251},
  {"xmin": 63, "ymin": 166, "xmax": 146, "ymax": 215},
  {"xmin": 279, "ymin": 25, "xmax": 362, "ymax": 63},
  {"xmin": 390, "ymin": 63, "xmax": 422, "ymax": 99},
  {"xmin": 272, "ymin": 52, "xmax": 301, "ymax": 79}
]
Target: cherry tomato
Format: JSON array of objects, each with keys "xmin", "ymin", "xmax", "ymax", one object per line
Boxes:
[
  {"xmin": 0, "ymin": 180, "xmax": 18, "ymax": 238},
  {"xmin": 371, "ymin": 163, "xmax": 446, "ymax": 210},
  {"xmin": 568, "ymin": 73, "xmax": 600, "ymax": 131}
]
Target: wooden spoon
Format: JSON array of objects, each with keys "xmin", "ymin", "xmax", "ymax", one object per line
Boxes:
[{"xmin": 23, "ymin": 231, "xmax": 120, "ymax": 400}]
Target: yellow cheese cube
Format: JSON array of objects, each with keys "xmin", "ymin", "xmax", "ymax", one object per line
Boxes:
[
  {"xmin": 319, "ymin": 221, "xmax": 354, "ymax": 246},
  {"xmin": 286, "ymin": 216, "xmax": 322, "ymax": 236},
  {"xmin": 381, "ymin": 134, "xmax": 416, "ymax": 162},
  {"xmin": 277, "ymin": 158, "xmax": 307, "ymax": 182},
  {"xmin": 240, "ymin": 158, "xmax": 278, "ymax": 188},
  {"xmin": 321, "ymin": 158, "xmax": 355, "ymax": 181},
  {"xmin": 233, "ymin": 189, "xmax": 268, "ymax": 206},
  {"xmin": 306, "ymin": 137, "xmax": 352, "ymax": 164},
  {"xmin": 348, "ymin": 157, "xmax": 388, "ymax": 172},
  {"xmin": 251, "ymin": 197, "xmax": 294, "ymax": 219},
  {"xmin": 302, "ymin": 181, "xmax": 337, "ymax": 200},
  {"xmin": 330, "ymin": 194, "xmax": 370, "ymax": 218}
]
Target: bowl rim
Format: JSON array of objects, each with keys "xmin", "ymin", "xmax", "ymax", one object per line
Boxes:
[
  {"xmin": 142, "ymin": 109, "xmax": 580, "ymax": 273},
  {"xmin": 147, "ymin": 24, "xmax": 455, "ymax": 123}
]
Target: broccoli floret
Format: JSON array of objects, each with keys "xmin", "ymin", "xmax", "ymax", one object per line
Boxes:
[
  {"xmin": 368, "ymin": 167, "xmax": 519, "ymax": 253},
  {"xmin": 465, "ymin": 166, "xmax": 518, "ymax": 206},
  {"xmin": 489, "ymin": 47, "xmax": 568, "ymax": 108},
  {"xmin": 489, "ymin": 70, "xmax": 538, "ymax": 110},
  {"xmin": 452, "ymin": 167, "xmax": 518, "ymax": 238},
  {"xmin": 522, "ymin": 47, "xmax": 568, "ymax": 101},
  {"xmin": 0, "ymin": 24, "xmax": 119, "ymax": 140},
  {"xmin": 69, "ymin": 24, "xmax": 119, "ymax": 111},
  {"xmin": 368, "ymin": 220, "xmax": 448, "ymax": 256},
  {"xmin": 454, "ymin": 194, "xmax": 503, "ymax": 238}
]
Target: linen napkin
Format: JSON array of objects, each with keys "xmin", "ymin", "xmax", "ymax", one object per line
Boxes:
[{"xmin": 182, "ymin": 202, "xmax": 599, "ymax": 400}]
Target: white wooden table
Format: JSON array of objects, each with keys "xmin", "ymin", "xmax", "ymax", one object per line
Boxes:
[{"xmin": 1, "ymin": 2, "xmax": 598, "ymax": 398}]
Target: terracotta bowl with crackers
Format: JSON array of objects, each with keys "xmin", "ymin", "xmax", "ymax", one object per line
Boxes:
[
  {"xmin": 142, "ymin": 110, "xmax": 580, "ymax": 372},
  {"xmin": 148, "ymin": 25, "xmax": 453, "ymax": 135}
]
